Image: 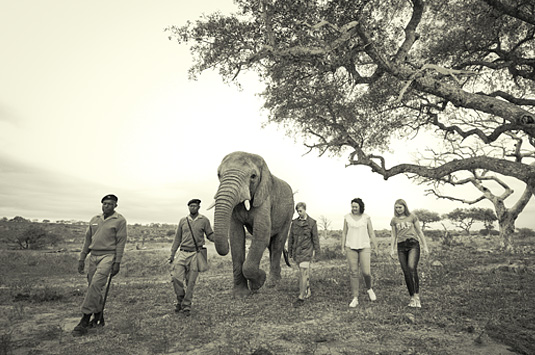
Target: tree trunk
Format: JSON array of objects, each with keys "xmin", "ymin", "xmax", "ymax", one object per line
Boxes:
[{"xmin": 498, "ymin": 215, "xmax": 516, "ymax": 251}]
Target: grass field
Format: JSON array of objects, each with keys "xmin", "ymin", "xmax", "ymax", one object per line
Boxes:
[{"xmin": 0, "ymin": 236, "xmax": 534, "ymax": 355}]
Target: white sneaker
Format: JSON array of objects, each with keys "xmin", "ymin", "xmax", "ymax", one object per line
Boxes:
[
  {"xmin": 349, "ymin": 297, "xmax": 359, "ymax": 308},
  {"xmin": 408, "ymin": 298, "xmax": 417, "ymax": 307},
  {"xmin": 414, "ymin": 294, "xmax": 421, "ymax": 308},
  {"xmin": 367, "ymin": 289, "xmax": 377, "ymax": 301}
]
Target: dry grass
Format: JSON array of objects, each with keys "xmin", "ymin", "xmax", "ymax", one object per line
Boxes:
[{"xmin": 0, "ymin": 236, "xmax": 534, "ymax": 354}]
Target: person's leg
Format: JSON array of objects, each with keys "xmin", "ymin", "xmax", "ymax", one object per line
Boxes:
[
  {"xmin": 397, "ymin": 242, "xmax": 415, "ymax": 296},
  {"xmin": 181, "ymin": 253, "xmax": 199, "ymax": 313},
  {"xmin": 171, "ymin": 252, "xmax": 188, "ymax": 311},
  {"xmin": 346, "ymin": 248, "xmax": 360, "ymax": 306},
  {"xmin": 359, "ymin": 248, "xmax": 372, "ymax": 289},
  {"xmin": 407, "ymin": 241, "xmax": 421, "ymax": 306},
  {"xmin": 298, "ymin": 262, "xmax": 310, "ymax": 300},
  {"xmin": 359, "ymin": 248, "xmax": 376, "ymax": 301},
  {"xmin": 74, "ymin": 254, "xmax": 113, "ymax": 335},
  {"xmin": 81, "ymin": 254, "xmax": 114, "ymax": 314}
]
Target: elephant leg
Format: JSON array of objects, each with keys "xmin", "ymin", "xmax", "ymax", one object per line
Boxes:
[
  {"xmin": 229, "ymin": 218, "xmax": 249, "ymax": 298},
  {"xmin": 243, "ymin": 230, "xmax": 269, "ymax": 292},
  {"xmin": 267, "ymin": 219, "xmax": 291, "ymax": 286}
]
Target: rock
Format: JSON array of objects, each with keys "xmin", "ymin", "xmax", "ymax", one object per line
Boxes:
[
  {"xmin": 431, "ymin": 260, "xmax": 444, "ymax": 267},
  {"xmin": 403, "ymin": 313, "xmax": 416, "ymax": 324},
  {"xmin": 494, "ymin": 262, "xmax": 527, "ymax": 273}
]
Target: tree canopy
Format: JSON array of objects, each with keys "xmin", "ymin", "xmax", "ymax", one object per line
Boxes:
[{"xmin": 169, "ymin": 0, "xmax": 535, "ymax": 188}]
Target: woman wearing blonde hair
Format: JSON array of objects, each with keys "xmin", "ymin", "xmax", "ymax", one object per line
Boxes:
[{"xmin": 390, "ymin": 199, "xmax": 430, "ymax": 308}]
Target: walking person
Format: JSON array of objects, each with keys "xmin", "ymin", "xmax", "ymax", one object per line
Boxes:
[
  {"xmin": 73, "ymin": 194, "xmax": 128, "ymax": 336},
  {"xmin": 341, "ymin": 198, "xmax": 378, "ymax": 308},
  {"xmin": 168, "ymin": 199, "xmax": 214, "ymax": 316},
  {"xmin": 287, "ymin": 202, "xmax": 320, "ymax": 306},
  {"xmin": 389, "ymin": 199, "xmax": 430, "ymax": 308}
]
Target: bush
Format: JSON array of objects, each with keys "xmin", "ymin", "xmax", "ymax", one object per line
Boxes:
[{"xmin": 15, "ymin": 226, "xmax": 62, "ymax": 250}]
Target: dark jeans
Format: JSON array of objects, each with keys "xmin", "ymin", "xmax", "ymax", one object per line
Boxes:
[{"xmin": 397, "ymin": 238, "xmax": 420, "ymax": 296}]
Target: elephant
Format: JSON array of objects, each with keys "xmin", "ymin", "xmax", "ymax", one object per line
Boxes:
[{"xmin": 211, "ymin": 151, "xmax": 294, "ymax": 297}]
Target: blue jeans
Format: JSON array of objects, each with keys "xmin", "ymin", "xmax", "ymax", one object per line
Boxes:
[{"xmin": 397, "ymin": 239, "xmax": 420, "ymax": 296}]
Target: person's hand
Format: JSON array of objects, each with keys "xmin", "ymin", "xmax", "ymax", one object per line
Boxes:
[
  {"xmin": 423, "ymin": 246, "xmax": 430, "ymax": 255},
  {"xmin": 389, "ymin": 249, "xmax": 396, "ymax": 259},
  {"xmin": 168, "ymin": 256, "xmax": 174, "ymax": 264},
  {"xmin": 111, "ymin": 262, "xmax": 121, "ymax": 276},
  {"xmin": 78, "ymin": 260, "xmax": 85, "ymax": 274},
  {"xmin": 341, "ymin": 247, "xmax": 346, "ymax": 255}
]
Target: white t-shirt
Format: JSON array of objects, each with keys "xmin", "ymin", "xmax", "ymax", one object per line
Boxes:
[{"xmin": 344, "ymin": 213, "xmax": 371, "ymax": 249}]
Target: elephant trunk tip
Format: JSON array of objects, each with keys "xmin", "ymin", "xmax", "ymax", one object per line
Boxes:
[{"xmin": 214, "ymin": 240, "xmax": 230, "ymax": 256}]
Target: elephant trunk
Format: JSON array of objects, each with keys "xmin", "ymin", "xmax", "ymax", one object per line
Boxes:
[{"xmin": 213, "ymin": 170, "xmax": 249, "ymax": 256}]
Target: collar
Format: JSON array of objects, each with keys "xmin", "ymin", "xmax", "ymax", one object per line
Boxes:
[
  {"xmin": 100, "ymin": 211, "xmax": 118, "ymax": 220},
  {"xmin": 188, "ymin": 214, "xmax": 204, "ymax": 221}
]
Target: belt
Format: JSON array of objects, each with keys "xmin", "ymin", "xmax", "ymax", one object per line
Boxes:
[{"xmin": 180, "ymin": 248, "xmax": 196, "ymax": 252}]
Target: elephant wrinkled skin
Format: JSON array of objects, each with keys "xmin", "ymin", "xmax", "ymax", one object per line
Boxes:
[{"xmin": 212, "ymin": 151, "xmax": 294, "ymax": 297}]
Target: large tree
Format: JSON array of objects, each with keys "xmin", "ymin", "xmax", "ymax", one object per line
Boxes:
[{"xmin": 168, "ymin": 0, "xmax": 535, "ymax": 235}]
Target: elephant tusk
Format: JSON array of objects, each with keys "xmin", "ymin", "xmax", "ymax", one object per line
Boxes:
[
  {"xmin": 244, "ymin": 200, "xmax": 251, "ymax": 211},
  {"xmin": 207, "ymin": 201, "xmax": 216, "ymax": 210}
]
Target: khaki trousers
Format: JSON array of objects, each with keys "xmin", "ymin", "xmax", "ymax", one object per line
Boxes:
[
  {"xmin": 81, "ymin": 254, "xmax": 114, "ymax": 314},
  {"xmin": 171, "ymin": 251, "xmax": 199, "ymax": 311}
]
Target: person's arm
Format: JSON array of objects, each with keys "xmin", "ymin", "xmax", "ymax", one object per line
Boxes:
[
  {"xmin": 79, "ymin": 220, "xmax": 93, "ymax": 262},
  {"xmin": 169, "ymin": 220, "xmax": 183, "ymax": 263},
  {"xmin": 413, "ymin": 218, "xmax": 429, "ymax": 254},
  {"xmin": 204, "ymin": 219, "xmax": 214, "ymax": 243},
  {"xmin": 78, "ymin": 218, "xmax": 93, "ymax": 274},
  {"xmin": 341, "ymin": 218, "xmax": 348, "ymax": 253},
  {"xmin": 389, "ymin": 224, "xmax": 398, "ymax": 258},
  {"xmin": 311, "ymin": 219, "xmax": 320, "ymax": 257},
  {"xmin": 110, "ymin": 218, "xmax": 128, "ymax": 276},
  {"xmin": 367, "ymin": 217, "xmax": 378, "ymax": 251},
  {"xmin": 287, "ymin": 222, "xmax": 294, "ymax": 259},
  {"xmin": 113, "ymin": 219, "xmax": 128, "ymax": 263}
]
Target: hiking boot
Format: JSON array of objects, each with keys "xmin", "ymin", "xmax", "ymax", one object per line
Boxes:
[
  {"xmin": 72, "ymin": 314, "xmax": 91, "ymax": 336},
  {"xmin": 367, "ymin": 288, "xmax": 377, "ymax": 301},
  {"xmin": 408, "ymin": 297, "xmax": 417, "ymax": 307},
  {"xmin": 349, "ymin": 297, "xmax": 359, "ymax": 308}
]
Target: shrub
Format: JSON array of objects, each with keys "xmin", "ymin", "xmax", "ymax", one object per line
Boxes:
[{"xmin": 15, "ymin": 226, "xmax": 62, "ymax": 250}]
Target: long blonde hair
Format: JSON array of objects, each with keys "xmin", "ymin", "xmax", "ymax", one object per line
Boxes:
[{"xmin": 394, "ymin": 199, "xmax": 411, "ymax": 217}]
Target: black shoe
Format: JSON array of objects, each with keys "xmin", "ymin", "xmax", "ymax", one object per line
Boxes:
[
  {"xmin": 72, "ymin": 314, "xmax": 91, "ymax": 336},
  {"xmin": 183, "ymin": 309, "xmax": 191, "ymax": 317},
  {"xmin": 293, "ymin": 299, "xmax": 305, "ymax": 307},
  {"xmin": 174, "ymin": 304, "xmax": 182, "ymax": 313}
]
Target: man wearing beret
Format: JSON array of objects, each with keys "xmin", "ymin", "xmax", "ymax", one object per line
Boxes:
[
  {"xmin": 72, "ymin": 194, "xmax": 128, "ymax": 336},
  {"xmin": 168, "ymin": 198, "xmax": 214, "ymax": 316}
]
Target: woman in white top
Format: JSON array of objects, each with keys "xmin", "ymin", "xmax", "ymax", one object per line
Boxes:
[{"xmin": 341, "ymin": 198, "xmax": 378, "ymax": 308}]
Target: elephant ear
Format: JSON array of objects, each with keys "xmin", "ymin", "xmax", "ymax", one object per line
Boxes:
[{"xmin": 253, "ymin": 158, "xmax": 272, "ymax": 208}]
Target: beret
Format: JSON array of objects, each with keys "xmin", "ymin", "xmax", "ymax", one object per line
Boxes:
[
  {"xmin": 101, "ymin": 194, "xmax": 119, "ymax": 203},
  {"xmin": 187, "ymin": 198, "xmax": 201, "ymax": 206}
]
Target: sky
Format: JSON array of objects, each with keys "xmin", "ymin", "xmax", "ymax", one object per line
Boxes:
[{"xmin": 1, "ymin": 0, "xmax": 534, "ymax": 231}]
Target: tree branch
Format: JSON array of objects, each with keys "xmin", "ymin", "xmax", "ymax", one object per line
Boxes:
[{"xmin": 483, "ymin": 0, "xmax": 535, "ymax": 26}]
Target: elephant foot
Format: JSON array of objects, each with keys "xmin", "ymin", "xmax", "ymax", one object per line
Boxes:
[
  {"xmin": 233, "ymin": 285, "xmax": 251, "ymax": 299},
  {"xmin": 249, "ymin": 271, "xmax": 267, "ymax": 292},
  {"xmin": 265, "ymin": 274, "xmax": 281, "ymax": 288}
]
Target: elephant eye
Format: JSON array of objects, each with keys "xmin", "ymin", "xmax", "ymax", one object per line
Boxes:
[{"xmin": 251, "ymin": 174, "xmax": 257, "ymax": 179}]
